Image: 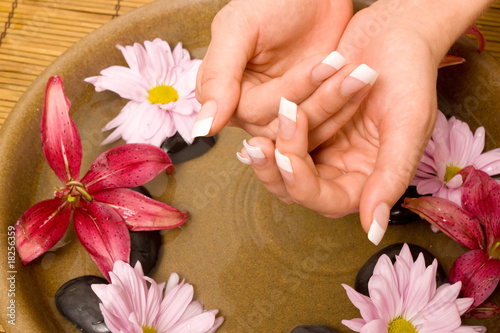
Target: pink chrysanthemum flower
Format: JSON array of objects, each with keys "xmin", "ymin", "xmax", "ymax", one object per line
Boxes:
[
  {"xmin": 85, "ymin": 39, "xmax": 202, "ymax": 146},
  {"xmin": 410, "ymin": 110, "xmax": 500, "ymax": 205},
  {"xmin": 342, "ymin": 243, "xmax": 486, "ymax": 333},
  {"xmin": 92, "ymin": 260, "xmax": 224, "ymax": 333}
]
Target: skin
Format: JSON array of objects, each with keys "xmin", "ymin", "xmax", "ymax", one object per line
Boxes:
[{"xmin": 195, "ymin": 0, "xmax": 495, "ymax": 241}]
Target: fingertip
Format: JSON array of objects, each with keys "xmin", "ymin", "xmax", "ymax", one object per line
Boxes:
[
  {"xmin": 191, "ymin": 101, "xmax": 217, "ymax": 139},
  {"xmin": 367, "ymin": 202, "xmax": 390, "ymax": 246}
]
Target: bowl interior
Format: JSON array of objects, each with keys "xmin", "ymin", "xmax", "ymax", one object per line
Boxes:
[{"xmin": 1, "ymin": 0, "xmax": 499, "ymax": 332}]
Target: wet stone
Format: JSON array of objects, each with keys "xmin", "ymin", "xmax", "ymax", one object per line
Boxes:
[
  {"xmin": 130, "ymin": 230, "xmax": 162, "ymax": 276},
  {"xmin": 389, "ymin": 186, "xmax": 423, "ymax": 225},
  {"xmin": 355, "ymin": 243, "xmax": 449, "ymax": 296},
  {"xmin": 55, "ymin": 276, "xmax": 110, "ymax": 333},
  {"xmin": 291, "ymin": 325, "xmax": 339, "ymax": 333},
  {"xmin": 129, "ymin": 185, "xmax": 151, "ymax": 197},
  {"xmin": 161, "ymin": 132, "xmax": 217, "ymax": 164}
]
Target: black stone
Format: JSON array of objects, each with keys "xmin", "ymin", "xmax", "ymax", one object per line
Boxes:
[
  {"xmin": 129, "ymin": 230, "xmax": 162, "ymax": 275},
  {"xmin": 355, "ymin": 243, "xmax": 449, "ymax": 296},
  {"xmin": 129, "ymin": 185, "xmax": 152, "ymax": 198},
  {"xmin": 291, "ymin": 325, "xmax": 339, "ymax": 333},
  {"xmin": 389, "ymin": 186, "xmax": 422, "ymax": 225},
  {"xmin": 55, "ymin": 276, "xmax": 110, "ymax": 333},
  {"xmin": 161, "ymin": 132, "xmax": 217, "ymax": 164}
]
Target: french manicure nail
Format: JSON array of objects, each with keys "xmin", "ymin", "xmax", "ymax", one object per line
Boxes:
[
  {"xmin": 279, "ymin": 97, "xmax": 297, "ymax": 122},
  {"xmin": 243, "ymin": 140, "xmax": 267, "ymax": 167},
  {"xmin": 236, "ymin": 152, "xmax": 252, "ymax": 165},
  {"xmin": 191, "ymin": 100, "xmax": 217, "ymax": 139},
  {"xmin": 275, "ymin": 149, "xmax": 294, "ymax": 183},
  {"xmin": 275, "ymin": 149, "xmax": 292, "ymax": 172},
  {"xmin": 243, "ymin": 139, "xmax": 265, "ymax": 159},
  {"xmin": 278, "ymin": 97, "xmax": 297, "ymax": 139},
  {"xmin": 311, "ymin": 51, "xmax": 346, "ymax": 82},
  {"xmin": 340, "ymin": 64, "xmax": 379, "ymax": 97},
  {"xmin": 368, "ymin": 203, "xmax": 390, "ymax": 246}
]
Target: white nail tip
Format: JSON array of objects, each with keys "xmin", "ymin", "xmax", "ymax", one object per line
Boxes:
[
  {"xmin": 191, "ymin": 117, "xmax": 214, "ymax": 139},
  {"xmin": 274, "ymin": 149, "xmax": 293, "ymax": 173},
  {"xmin": 243, "ymin": 139, "xmax": 265, "ymax": 159},
  {"xmin": 368, "ymin": 219, "xmax": 386, "ymax": 246},
  {"xmin": 279, "ymin": 97, "xmax": 297, "ymax": 122},
  {"xmin": 349, "ymin": 64, "xmax": 379, "ymax": 86},
  {"xmin": 321, "ymin": 51, "xmax": 346, "ymax": 70},
  {"xmin": 236, "ymin": 152, "xmax": 252, "ymax": 165}
]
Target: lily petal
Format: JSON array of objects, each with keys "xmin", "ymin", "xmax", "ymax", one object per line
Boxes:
[
  {"xmin": 402, "ymin": 196, "xmax": 485, "ymax": 250},
  {"xmin": 73, "ymin": 201, "xmax": 130, "ymax": 280},
  {"xmin": 465, "ymin": 24, "xmax": 486, "ymax": 52},
  {"xmin": 460, "ymin": 167, "xmax": 500, "ymax": 246},
  {"xmin": 15, "ymin": 198, "xmax": 71, "ymax": 264},
  {"xmin": 41, "ymin": 76, "xmax": 82, "ymax": 183},
  {"xmin": 464, "ymin": 301, "xmax": 500, "ymax": 319},
  {"xmin": 93, "ymin": 188, "xmax": 188, "ymax": 230},
  {"xmin": 449, "ymin": 249, "xmax": 500, "ymax": 310},
  {"xmin": 438, "ymin": 55, "xmax": 466, "ymax": 69},
  {"xmin": 81, "ymin": 144, "xmax": 174, "ymax": 193}
]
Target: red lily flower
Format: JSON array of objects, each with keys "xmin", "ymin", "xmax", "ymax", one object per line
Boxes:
[
  {"xmin": 403, "ymin": 166, "xmax": 500, "ymax": 318},
  {"xmin": 15, "ymin": 76, "xmax": 188, "ymax": 280}
]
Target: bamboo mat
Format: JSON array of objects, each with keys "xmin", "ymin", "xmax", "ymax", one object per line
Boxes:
[
  {"xmin": 1, "ymin": 0, "xmax": 500, "ymax": 131},
  {"xmin": 0, "ymin": 0, "xmax": 500, "ymax": 332}
]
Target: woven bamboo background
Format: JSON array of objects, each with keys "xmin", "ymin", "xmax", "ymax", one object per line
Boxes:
[
  {"xmin": 0, "ymin": 0, "xmax": 500, "ymax": 332},
  {"xmin": 1, "ymin": 0, "xmax": 500, "ymax": 131}
]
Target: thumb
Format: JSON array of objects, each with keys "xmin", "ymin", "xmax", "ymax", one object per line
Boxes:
[
  {"xmin": 192, "ymin": 6, "xmax": 257, "ymax": 139},
  {"xmin": 359, "ymin": 116, "xmax": 434, "ymax": 246}
]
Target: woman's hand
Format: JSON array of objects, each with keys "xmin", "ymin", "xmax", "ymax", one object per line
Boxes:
[{"xmin": 193, "ymin": 0, "xmax": 353, "ymax": 139}]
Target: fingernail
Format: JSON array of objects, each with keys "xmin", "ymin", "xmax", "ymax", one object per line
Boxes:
[
  {"xmin": 243, "ymin": 139, "xmax": 267, "ymax": 167},
  {"xmin": 340, "ymin": 64, "xmax": 378, "ymax": 98},
  {"xmin": 236, "ymin": 152, "xmax": 252, "ymax": 165},
  {"xmin": 312, "ymin": 51, "xmax": 346, "ymax": 82},
  {"xmin": 278, "ymin": 97, "xmax": 297, "ymax": 139},
  {"xmin": 275, "ymin": 149, "xmax": 292, "ymax": 172},
  {"xmin": 191, "ymin": 100, "xmax": 217, "ymax": 139},
  {"xmin": 368, "ymin": 203, "xmax": 390, "ymax": 246}
]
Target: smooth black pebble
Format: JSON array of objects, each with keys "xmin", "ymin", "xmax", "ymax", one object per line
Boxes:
[
  {"xmin": 161, "ymin": 132, "xmax": 217, "ymax": 164},
  {"xmin": 129, "ymin": 230, "xmax": 162, "ymax": 275},
  {"xmin": 389, "ymin": 186, "xmax": 422, "ymax": 225},
  {"xmin": 128, "ymin": 187, "xmax": 162, "ymax": 275},
  {"xmin": 355, "ymin": 243, "xmax": 449, "ymax": 296},
  {"xmin": 55, "ymin": 276, "xmax": 110, "ymax": 333},
  {"xmin": 291, "ymin": 325, "xmax": 339, "ymax": 333}
]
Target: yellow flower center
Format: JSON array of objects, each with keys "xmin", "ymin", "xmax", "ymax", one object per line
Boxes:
[
  {"xmin": 444, "ymin": 165, "xmax": 462, "ymax": 182},
  {"xmin": 142, "ymin": 327, "xmax": 157, "ymax": 333},
  {"xmin": 388, "ymin": 317, "xmax": 417, "ymax": 333},
  {"xmin": 148, "ymin": 85, "xmax": 178, "ymax": 104}
]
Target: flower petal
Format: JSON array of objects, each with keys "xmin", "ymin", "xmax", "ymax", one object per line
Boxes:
[
  {"xmin": 81, "ymin": 144, "xmax": 174, "ymax": 193},
  {"xmin": 342, "ymin": 284, "xmax": 379, "ymax": 322},
  {"xmin": 167, "ymin": 311, "xmax": 216, "ymax": 333},
  {"xmin": 459, "ymin": 167, "xmax": 500, "ymax": 245},
  {"xmin": 41, "ymin": 76, "xmax": 82, "ymax": 183},
  {"xmin": 93, "ymin": 188, "xmax": 188, "ymax": 230},
  {"xmin": 449, "ymin": 249, "xmax": 500, "ymax": 309},
  {"xmin": 73, "ymin": 201, "xmax": 130, "ymax": 280},
  {"xmin": 15, "ymin": 198, "xmax": 71, "ymax": 264},
  {"xmin": 464, "ymin": 301, "xmax": 500, "ymax": 319},
  {"xmin": 402, "ymin": 196, "xmax": 485, "ymax": 249}
]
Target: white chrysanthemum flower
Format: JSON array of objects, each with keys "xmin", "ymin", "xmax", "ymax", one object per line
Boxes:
[{"xmin": 85, "ymin": 39, "xmax": 202, "ymax": 146}]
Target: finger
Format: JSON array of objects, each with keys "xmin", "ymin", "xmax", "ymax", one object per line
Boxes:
[
  {"xmin": 237, "ymin": 51, "xmax": 347, "ymax": 126},
  {"xmin": 273, "ymin": 99, "xmax": 365, "ymax": 216},
  {"xmin": 192, "ymin": 5, "xmax": 257, "ymax": 139},
  {"xmin": 359, "ymin": 110, "xmax": 437, "ymax": 246},
  {"xmin": 275, "ymin": 149, "xmax": 366, "ymax": 217},
  {"xmin": 303, "ymin": 64, "xmax": 379, "ymax": 130},
  {"xmin": 237, "ymin": 137, "xmax": 293, "ymax": 203}
]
